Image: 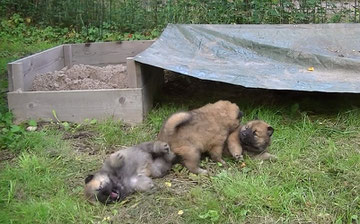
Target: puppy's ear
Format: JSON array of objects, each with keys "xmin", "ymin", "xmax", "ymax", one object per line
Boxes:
[
  {"xmin": 85, "ymin": 174, "xmax": 94, "ymax": 184},
  {"xmin": 267, "ymin": 126, "xmax": 274, "ymax": 137}
]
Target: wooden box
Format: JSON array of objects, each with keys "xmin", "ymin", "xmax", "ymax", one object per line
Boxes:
[{"xmin": 7, "ymin": 41, "xmax": 163, "ymax": 124}]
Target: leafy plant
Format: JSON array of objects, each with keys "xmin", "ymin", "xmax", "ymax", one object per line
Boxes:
[
  {"xmin": 1, "ymin": 0, "xmax": 358, "ymax": 41},
  {"xmin": 0, "ymin": 112, "xmax": 25, "ymax": 150},
  {"xmin": 199, "ymin": 210, "xmax": 220, "ymax": 222},
  {"xmin": 28, "ymin": 120, "xmax": 37, "ymax": 127},
  {"xmin": 51, "ymin": 110, "xmax": 71, "ymax": 131}
]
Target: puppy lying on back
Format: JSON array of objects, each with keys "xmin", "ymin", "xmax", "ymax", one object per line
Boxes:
[
  {"xmin": 84, "ymin": 141, "xmax": 175, "ymax": 204},
  {"xmin": 158, "ymin": 100, "xmax": 243, "ymax": 174},
  {"xmin": 226, "ymin": 120, "xmax": 276, "ymax": 161}
]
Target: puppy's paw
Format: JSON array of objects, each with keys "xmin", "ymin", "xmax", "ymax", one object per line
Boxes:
[
  {"xmin": 234, "ymin": 154, "xmax": 244, "ymax": 161},
  {"xmin": 268, "ymin": 154, "xmax": 278, "ymax": 162},
  {"xmin": 132, "ymin": 175, "xmax": 154, "ymax": 192},
  {"xmin": 153, "ymin": 141, "xmax": 171, "ymax": 154},
  {"xmin": 108, "ymin": 152, "xmax": 125, "ymax": 168},
  {"xmin": 219, "ymin": 159, "xmax": 227, "ymax": 167},
  {"xmin": 160, "ymin": 142, "xmax": 170, "ymax": 153},
  {"xmin": 115, "ymin": 152, "xmax": 124, "ymax": 162},
  {"xmin": 140, "ymin": 176, "xmax": 155, "ymax": 190},
  {"xmin": 196, "ymin": 168, "xmax": 208, "ymax": 175}
]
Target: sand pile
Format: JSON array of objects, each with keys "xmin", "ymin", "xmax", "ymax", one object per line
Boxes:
[{"xmin": 32, "ymin": 64, "xmax": 128, "ymax": 91}]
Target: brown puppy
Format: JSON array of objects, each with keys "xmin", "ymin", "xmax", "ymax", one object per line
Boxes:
[
  {"xmin": 226, "ymin": 120, "xmax": 276, "ymax": 161},
  {"xmin": 158, "ymin": 100, "xmax": 243, "ymax": 174}
]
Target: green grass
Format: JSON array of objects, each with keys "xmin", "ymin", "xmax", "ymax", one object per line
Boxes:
[
  {"xmin": 1, "ymin": 99, "xmax": 358, "ymax": 223},
  {"xmin": 178, "ymin": 113, "xmax": 360, "ymax": 223},
  {"xmin": 1, "ymin": 28, "xmax": 359, "ymax": 224},
  {"xmin": 0, "ymin": 26, "xmax": 59, "ymax": 115},
  {"xmin": 166, "ymin": 103, "xmax": 360, "ymax": 224},
  {"xmin": 0, "ymin": 38, "xmax": 57, "ymax": 76}
]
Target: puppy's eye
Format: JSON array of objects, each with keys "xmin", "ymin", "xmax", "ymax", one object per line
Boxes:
[{"xmin": 252, "ymin": 130, "xmax": 257, "ymax": 136}]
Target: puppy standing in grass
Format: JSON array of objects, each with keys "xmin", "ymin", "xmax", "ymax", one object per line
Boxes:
[
  {"xmin": 158, "ymin": 100, "xmax": 243, "ymax": 174},
  {"xmin": 84, "ymin": 141, "xmax": 175, "ymax": 204},
  {"xmin": 226, "ymin": 120, "xmax": 276, "ymax": 161}
]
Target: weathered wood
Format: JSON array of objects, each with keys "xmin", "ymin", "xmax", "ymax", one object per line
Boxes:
[
  {"xmin": 8, "ymin": 89, "xmax": 144, "ymax": 124},
  {"xmin": 142, "ymin": 65, "xmax": 164, "ymax": 116},
  {"xmin": 71, "ymin": 41, "xmax": 154, "ymax": 65},
  {"xmin": 63, "ymin": 44, "xmax": 73, "ymax": 68},
  {"xmin": 11, "ymin": 63, "xmax": 25, "ymax": 91},
  {"xmin": 127, "ymin": 57, "xmax": 143, "ymax": 88},
  {"xmin": 9, "ymin": 45, "xmax": 65, "ymax": 91},
  {"xmin": 7, "ymin": 64, "xmax": 14, "ymax": 92},
  {"xmin": 7, "ymin": 40, "xmax": 159, "ymax": 124}
]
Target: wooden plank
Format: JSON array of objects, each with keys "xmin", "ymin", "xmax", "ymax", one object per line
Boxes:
[
  {"xmin": 6, "ymin": 40, "xmax": 159, "ymax": 125},
  {"xmin": 142, "ymin": 65, "xmax": 164, "ymax": 117},
  {"xmin": 71, "ymin": 41, "xmax": 154, "ymax": 65},
  {"xmin": 8, "ymin": 45, "xmax": 65, "ymax": 91},
  {"xmin": 10, "ymin": 63, "xmax": 25, "ymax": 91},
  {"xmin": 127, "ymin": 57, "xmax": 143, "ymax": 88},
  {"xmin": 8, "ymin": 89, "xmax": 144, "ymax": 124},
  {"xmin": 7, "ymin": 63, "xmax": 14, "ymax": 92},
  {"xmin": 63, "ymin": 44, "xmax": 73, "ymax": 68}
]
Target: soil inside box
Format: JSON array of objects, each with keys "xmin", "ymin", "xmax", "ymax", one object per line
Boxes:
[{"xmin": 32, "ymin": 64, "xmax": 128, "ymax": 91}]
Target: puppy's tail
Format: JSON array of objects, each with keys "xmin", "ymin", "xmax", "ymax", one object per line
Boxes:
[{"xmin": 158, "ymin": 112, "xmax": 192, "ymax": 137}]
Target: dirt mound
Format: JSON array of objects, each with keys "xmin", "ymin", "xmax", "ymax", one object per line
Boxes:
[{"xmin": 32, "ymin": 64, "xmax": 128, "ymax": 91}]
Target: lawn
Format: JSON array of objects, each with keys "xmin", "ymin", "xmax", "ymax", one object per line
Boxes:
[{"xmin": 0, "ymin": 37, "xmax": 359, "ymax": 224}]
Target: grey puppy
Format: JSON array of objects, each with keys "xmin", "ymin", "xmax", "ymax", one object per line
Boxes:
[{"xmin": 84, "ymin": 141, "xmax": 175, "ymax": 204}]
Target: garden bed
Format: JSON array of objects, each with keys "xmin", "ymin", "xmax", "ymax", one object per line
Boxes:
[{"xmin": 7, "ymin": 41, "xmax": 163, "ymax": 124}]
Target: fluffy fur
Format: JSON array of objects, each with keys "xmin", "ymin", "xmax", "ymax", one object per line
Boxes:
[
  {"xmin": 158, "ymin": 100, "xmax": 243, "ymax": 174},
  {"xmin": 84, "ymin": 141, "xmax": 175, "ymax": 204}
]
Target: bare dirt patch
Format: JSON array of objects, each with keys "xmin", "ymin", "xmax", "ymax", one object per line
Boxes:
[
  {"xmin": 0, "ymin": 150, "xmax": 16, "ymax": 165},
  {"xmin": 62, "ymin": 131, "xmax": 100, "ymax": 155},
  {"xmin": 32, "ymin": 64, "xmax": 128, "ymax": 91}
]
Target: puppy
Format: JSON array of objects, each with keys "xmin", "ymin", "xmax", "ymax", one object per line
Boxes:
[
  {"xmin": 226, "ymin": 120, "xmax": 276, "ymax": 161},
  {"xmin": 84, "ymin": 141, "xmax": 175, "ymax": 204},
  {"xmin": 158, "ymin": 100, "xmax": 243, "ymax": 174}
]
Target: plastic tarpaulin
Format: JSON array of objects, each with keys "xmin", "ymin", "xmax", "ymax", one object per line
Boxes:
[{"xmin": 134, "ymin": 24, "xmax": 360, "ymax": 93}]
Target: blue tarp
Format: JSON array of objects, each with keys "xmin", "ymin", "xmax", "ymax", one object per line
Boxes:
[{"xmin": 134, "ymin": 24, "xmax": 360, "ymax": 93}]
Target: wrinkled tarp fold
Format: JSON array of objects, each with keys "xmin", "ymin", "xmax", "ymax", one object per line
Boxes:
[{"xmin": 134, "ymin": 24, "xmax": 360, "ymax": 93}]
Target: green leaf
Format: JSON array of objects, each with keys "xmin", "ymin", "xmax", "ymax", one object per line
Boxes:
[
  {"xmin": 90, "ymin": 119, "xmax": 97, "ymax": 125},
  {"xmin": 62, "ymin": 122, "xmax": 70, "ymax": 131},
  {"xmin": 199, "ymin": 210, "xmax": 219, "ymax": 222},
  {"xmin": 28, "ymin": 120, "xmax": 37, "ymax": 127},
  {"xmin": 241, "ymin": 167, "xmax": 252, "ymax": 173},
  {"xmin": 335, "ymin": 218, "xmax": 342, "ymax": 224},
  {"xmin": 240, "ymin": 209, "xmax": 248, "ymax": 217},
  {"xmin": 199, "ymin": 212, "xmax": 209, "ymax": 219},
  {"xmin": 112, "ymin": 209, "xmax": 118, "ymax": 216},
  {"xmin": 52, "ymin": 110, "xmax": 61, "ymax": 123},
  {"xmin": 10, "ymin": 125, "xmax": 22, "ymax": 133},
  {"xmin": 351, "ymin": 215, "xmax": 358, "ymax": 221}
]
